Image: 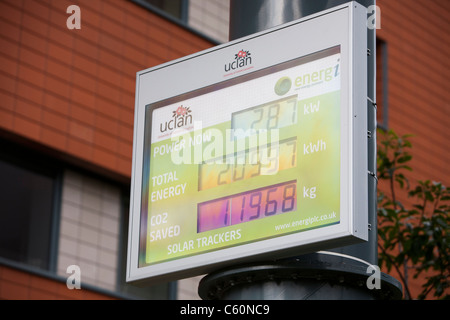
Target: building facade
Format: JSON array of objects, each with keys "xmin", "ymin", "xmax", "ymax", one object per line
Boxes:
[{"xmin": 0, "ymin": 0, "xmax": 448, "ymax": 299}]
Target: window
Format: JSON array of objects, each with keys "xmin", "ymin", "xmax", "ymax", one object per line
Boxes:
[
  {"xmin": 0, "ymin": 139, "xmax": 60, "ymax": 271},
  {"xmin": 117, "ymin": 194, "xmax": 175, "ymax": 299},
  {"xmin": 376, "ymin": 38, "xmax": 389, "ymax": 129},
  {"xmin": 0, "ymin": 137, "xmax": 174, "ymax": 298},
  {"xmin": 132, "ymin": 0, "xmax": 188, "ymax": 22},
  {"xmin": 131, "ymin": 0, "xmax": 229, "ymax": 43},
  {"xmin": 57, "ymin": 169, "xmax": 174, "ymax": 299},
  {"xmin": 57, "ymin": 170, "xmax": 123, "ymax": 291}
]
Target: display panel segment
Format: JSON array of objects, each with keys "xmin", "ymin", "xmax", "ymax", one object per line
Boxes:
[
  {"xmin": 198, "ymin": 180, "xmax": 297, "ymax": 233},
  {"xmin": 127, "ymin": 2, "xmax": 368, "ymax": 284},
  {"xmin": 231, "ymin": 95, "xmax": 298, "ymax": 133},
  {"xmin": 140, "ymin": 46, "xmax": 342, "ymax": 267},
  {"xmin": 198, "ymin": 137, "xmax": 297, "ymax": 191}
]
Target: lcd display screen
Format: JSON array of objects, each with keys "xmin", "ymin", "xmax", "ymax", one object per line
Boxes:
[{"xmin": 138, "ymin": 46, "xmax": 342, "ymax": 267}]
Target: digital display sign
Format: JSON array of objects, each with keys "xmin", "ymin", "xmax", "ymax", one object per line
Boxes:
[
  {"xmin": 140, "ymin": 47, "xmax": 341, "ymax": 267},
  {"xmin": 128, "ymin": 2, "xmax": 368, "ymax": 284}
]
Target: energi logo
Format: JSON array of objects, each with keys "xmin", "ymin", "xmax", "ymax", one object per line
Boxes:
[{"xmin": 274, "ymin": 60, "xmax": 340, "ymax": 96}]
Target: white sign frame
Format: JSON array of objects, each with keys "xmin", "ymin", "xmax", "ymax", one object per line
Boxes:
[{"xmin": 127, "ymin": 2, "xmax": 368, "ymax": 285}]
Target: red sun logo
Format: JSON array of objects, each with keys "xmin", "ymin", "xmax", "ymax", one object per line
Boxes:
[{"xmin": 172, "ymin": 105, "xmax": 191, "ymax": 118}]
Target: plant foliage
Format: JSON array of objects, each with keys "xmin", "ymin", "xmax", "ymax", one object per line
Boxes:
[{"xmin": 377, "ymin": 129, "xmax": 449, "ymax": 299}]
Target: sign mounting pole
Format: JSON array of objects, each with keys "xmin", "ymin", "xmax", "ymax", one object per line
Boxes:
[{"xmin": 198, "ymin": 0, "xmax": 402, "ymax": 300}]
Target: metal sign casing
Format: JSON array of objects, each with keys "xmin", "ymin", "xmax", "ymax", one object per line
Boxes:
[{"xmin": 127, "ymin": 2, "xmax": 368, "ymax": 284}]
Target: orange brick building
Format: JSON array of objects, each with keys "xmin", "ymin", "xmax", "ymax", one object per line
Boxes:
[
  {"xmin": 376, "ymin": 0, "xmax": 449, "ymax": 299},
  {"xmin": 0, "ymin": 0, "xmax": 448, "ymax": 299}
]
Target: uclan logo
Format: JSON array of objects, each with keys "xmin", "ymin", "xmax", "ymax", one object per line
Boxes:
[
  {"xmin": 160, "ymin": 106, "xmax": 192, "ymax": 133},
  {"xmin": 224, "ymin": 50, "xmax": 252, "ymax": 72}
]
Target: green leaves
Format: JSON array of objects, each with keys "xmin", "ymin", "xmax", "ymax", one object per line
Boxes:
[
  {"xmin": 377, "ymin": 129, "xmax": 449, "ymax": 300},
  {"xmin": 377, "ymin": 129, "xmax": 413, "ymax": 188}
]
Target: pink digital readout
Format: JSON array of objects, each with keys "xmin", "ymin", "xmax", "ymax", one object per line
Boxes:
[{"xmin": 197, "ymin": 180, "xmax": 297, "ymax": 233}]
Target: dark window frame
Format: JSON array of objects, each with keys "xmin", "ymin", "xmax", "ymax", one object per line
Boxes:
[
  {"xmin": 376, "ymin": 37, "xmax": 389, "ymax": 130},
  {"xmin": 130, "ymin": 0, "xmax": 189, "ymax": 23},
  {"xmin": 0, "ymin": 138, "xmax": 175, "ymax": 299},
  {"xmin": 58, "ymin": 164, "xmax": 175, "ymax": 299},
  {"xmin": 0, "ymin": 138, "xmax": 63, "ymax": 273},
  {"xmin": 116, "ymin": 186, "xmax": 177, "ymax": 299},
  {"xmin": 128, "ymin": 0, "xmax": 220, "ymax": 45}
]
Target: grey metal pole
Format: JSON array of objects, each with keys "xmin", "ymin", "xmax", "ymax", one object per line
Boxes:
[
  {"xmin": 198, "ymin": 0, "xmax": 402, "ymax": 300},
  {"xmin": 229, "ymin": 0, "xmax": 378, "ymax": 265}
]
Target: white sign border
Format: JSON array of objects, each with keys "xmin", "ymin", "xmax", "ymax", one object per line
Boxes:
[{"xmin": 127, "ymin": 2, "xmax": 368, "ymax": 285}]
